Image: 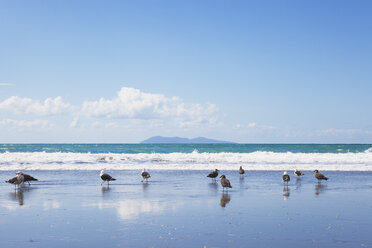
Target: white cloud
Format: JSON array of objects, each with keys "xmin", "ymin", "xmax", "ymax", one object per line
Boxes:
[
  {"xmin": 316, "ymin": 128, "xmax": 372, "ymax": 136},
  {"xmin": 0, "ymin": 87, "xmax": 220, "ymax": 131},
  {"xmin": 0, "ymin": 83, "xmax": 13, "ymax": 86},
  {"xmin": 0, "ymin": 96, "xmax": 72, "ymax": 116},
  {"xmin": 0, "ymin": 119, "xmax": 52, "ymax": 128},
  {"xmin": 69, "ymin": 116, "xmax": 79, "ymax": 128},
  {"xmin": 247, "ymin": 122, "xmax": 257, "ymax": 128},
  {"xmin": 234, "ymin": 122, "xmax": 275, "ymax": 130},
  {"xmin": 80, "ymin": 87, "xmax": 219, "ymax": 127}
]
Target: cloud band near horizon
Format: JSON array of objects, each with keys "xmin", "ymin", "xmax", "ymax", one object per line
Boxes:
[{"xmin": 0, "ymin": 86, "xmax": 219, "ymax": 128}]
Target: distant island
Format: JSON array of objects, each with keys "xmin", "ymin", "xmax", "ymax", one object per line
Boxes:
[{"xmin": 141, "ymin": 136, "xmax": 234, "ymax": 144}]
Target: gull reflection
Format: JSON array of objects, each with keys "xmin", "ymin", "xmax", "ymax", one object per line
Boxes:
[
  {"xmin": 220, "ymin": 192, "xmax": 231, "ymax": 208},
  {"xmin": 239, "ymin": 176, "xmax": 245, "ymax": 189},
  {"xmin": 283, "ymin": 186, "xmax": 290, "ymax": 200},
  {"xmin": 141, "ymin": 182, "xmax": 151, "ymax": 197},
  {"xmin": 101, "ymin": 186, "xmax": 111, "ymax": 195},
  {"xmin": 315, "ymin": 183, "xmax": 327, "ymax": 196},
  {"xmin": 295, "ymin": 177, "xmax": 302, "ymax": 190},
  {"xmin": 9, "ymin": 190, "xmax": 24, "ymax": 206},
  {"xmin": 142, "ymin": 182, "xmax": 150, "ymax": 191},
  {"xmin": 208, "ymin": 182, "xmax": 219, "ymax": 194}
]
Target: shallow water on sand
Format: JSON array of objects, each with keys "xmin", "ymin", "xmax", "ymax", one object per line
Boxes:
[{"xmin": 0, "ymin": 170, "xmax": 372, "ymax": 248}]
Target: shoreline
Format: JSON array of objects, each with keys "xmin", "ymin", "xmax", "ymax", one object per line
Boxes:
[{"xmin": 1, "ymin": 170, "xmax": 372, "ymax": 247}]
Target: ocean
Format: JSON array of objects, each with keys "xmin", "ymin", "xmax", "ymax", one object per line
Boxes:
[{"xmin": 1, "ymin": 144, "xmax": 372, "ymax": 171}]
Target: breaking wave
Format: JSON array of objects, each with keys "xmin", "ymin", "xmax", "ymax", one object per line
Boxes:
[{"xmin": 1, "ymin": 151, "xmax": 372, "ymax": 171}]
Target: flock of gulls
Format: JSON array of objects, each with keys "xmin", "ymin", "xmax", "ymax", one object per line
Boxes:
[
  {"xmin": 207, "ymin": 167, "xmax": 328, "ymax": 191},
  {"xmin": 282, "ymin": 169, "xmax": 328, "ymax": 184},
  {"xmin": 4, "ymin": 168, "xmax": 152, "ymax": 189},
  {"xmin": 285, "ymin": 169, "xmax": 328, "ymax": 183},
  {"xmin": 5, "ymin": 166, "xmax": 328, "ymax": 191}
]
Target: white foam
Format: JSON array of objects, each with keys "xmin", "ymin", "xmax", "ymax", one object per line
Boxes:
[
  {"xmin": 1, "ymin": 151, "xmax": 372, "ymax": 171},
  {"xmin": 365, "ymin": 147, "xmax": 372, "ymax": 153}
]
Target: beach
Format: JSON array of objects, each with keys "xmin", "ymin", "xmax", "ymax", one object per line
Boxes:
[
  {"xmin": 2, "ymin": 0, "xmax": 372, "ymax": 246},
  {"xmin": 1, "ymin": 169, "xmax": 372, "ymax": 248}
]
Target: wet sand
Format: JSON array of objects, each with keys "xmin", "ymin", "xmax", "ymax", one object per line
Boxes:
[{"xmin": 1, "ymin": 170, "xmax": 372, "ymax": 248}]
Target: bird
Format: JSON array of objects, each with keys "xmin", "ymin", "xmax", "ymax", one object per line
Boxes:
[
  {"xmin": 207, "ymin": 169, "xmax": 219, "ymax": 180},
  {"xmin": 282, "ymin": 171, "xmax": 290, "ymax": 185},
  {"xmin": 294, "ymin": 169, "xmax": 304, "ymax": 177},
  {"xmin": 23, "ymin": 173, "xmax": 38, "ymax": 185},
  {"xmin": 100, "ymin": 169, "xmax": 116, "ymax": 186},
  {"xmin": 5, "ymin": 171, "xmax": 24, "ymax": 189},
  {"xmin": 141, "ymin": 168, "xmax": 151, "ymax": 182},
  {"xmin": 220, "ymin": 175, "xmax": 232, "ymax": 191},
  {"xmin": 314, "ymin": 169, "xmax": 328, "ymax": 183},
  {"xmin": 238, "ymin": 166, "xmax": 245, "ymax": 176}
]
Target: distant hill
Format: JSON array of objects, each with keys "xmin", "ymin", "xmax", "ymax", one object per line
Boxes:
[{"xmin": 141, "ymin": 136, "xmax": 234, "ymax": 144}]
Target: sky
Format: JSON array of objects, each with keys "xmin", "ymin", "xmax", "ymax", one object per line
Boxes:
[{"xmin": 0, "ymin": 0, "xmax": 371, "ymax": 143}]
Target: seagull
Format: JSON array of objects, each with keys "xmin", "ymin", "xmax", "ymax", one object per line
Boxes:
[
  {"xmin": 314, "ymin": 169, "xmax": 328, "ymax": 183},
  {"xmin": 220, "ymin": 175, "xmax": 232, "ymax": 191},
  {"xmin": 294, "ymin": 169, "xmax": 304, "ymax": 177},
  {"xmin": 5, "ymin": 171, "xmax": 24, "ymax": 189},
  {"xmin": 141, "ymin": 168, "xmax": 151, "ymax": 182},
  {"xmin": 238, "ymin": 166, "xmax": 245, "ymax": 176},
  {"xmin": 100, "ymin": 170, "xmax": 116, "ymax": 186},
  {"xmin": 282, "ymin": 171, "xmax": 290, "ymax": 185},
  {"xmin": 207, "ymin": 169, "xmax": 219, "ymax": 180},
  {"xmin": 23, "ymin": 173, "xmax": 38, "ymax": 185}
]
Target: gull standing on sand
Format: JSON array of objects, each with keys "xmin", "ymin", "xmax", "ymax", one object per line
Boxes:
[
  {"xmin": 207, "ymin": 169, "xmax": 219, "ymax": 181},
  {"xmin": 100, "ymin": 170, "xmax": 116, "ymax": 185},
  {"xmin": 282, "ymin": 171, "xmax": 290, "ymax": 185},
  {"xmin": 5, "ymin": 171, "xmax": 25, "ymax": 189},
  {"xmin": 314, "ymin": 169, "xmax": 328, "ymax": 183},
  {"xmin": 294, "ymin": 169, "xmax": 304, "ymax": 177},
  {"xmin": 23, "ymin": 173, "xmax": 38, "ymax": 185},
  {"xmin": 220, "ymin": 175, "xmax": 232, "ymax": 191},
  {"xmin": 238, "ymin": 166, "xmax": 245, "ymax": 177},
  {"xmin": 141, "ymin": 168, "xmax": 151, "ymax": 182}
]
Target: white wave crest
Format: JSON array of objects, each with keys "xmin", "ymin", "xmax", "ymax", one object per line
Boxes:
[
  {"xmin": 364, "ymin": 147, "xmax": 372, "ymax": 153},
  {"xmin": 1, "ymin": 151, "xmax": 372, "ymax": 171}
]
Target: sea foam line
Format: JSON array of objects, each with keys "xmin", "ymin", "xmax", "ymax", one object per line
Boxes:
[{"xmin": 0, "ymin": 151, "xmax": 372, "ymax": 171}]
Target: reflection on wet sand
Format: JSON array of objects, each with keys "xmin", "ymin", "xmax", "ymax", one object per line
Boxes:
[
  {"xmin": 208, "ymin": 182, "xmax": 218, "ymax": 193},
  {"xmin": 142, "ymin": 182, "xmax": 149, "ymax": 191},
  {"xmin": 315, "ymin": 183, "xmax": 327, "ymax": 196},
  {"xmin": 101, "ymin": 186, "xmax": 111, "ymax": 195},
  {"xmin": 86, "ymin": 199, "xmax": 183, "ymax": 221},
  {"xmin": 283, "ymin": 186, "xmax": 290, "ymax": 200},
  {"xmin": 295, "ymin": 177, "xmax": 302, "ymax": 190},
  {"xmin": 141, "ymin": 182, "xmax": 151, "ymax": 198},
  {"xmin": 239, "ymin": 176, "xmax": 245, "ymax": 189},
  {"xmin": 9, "ymin": 190, "xmax": 24, "ymax": 206},
  {"xmin": 220, "ymin": 193, "xmax": 231, "ymax": 208}
]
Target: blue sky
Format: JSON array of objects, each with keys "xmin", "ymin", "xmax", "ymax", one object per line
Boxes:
[{"xmin": 0, "ymin": 0, "xmax": 371, "ymax": 143}]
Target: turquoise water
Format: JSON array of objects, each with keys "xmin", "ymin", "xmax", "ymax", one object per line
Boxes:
[{"xmin": 1, "ymin": 143, "xmax": 371, "ymax": 154}]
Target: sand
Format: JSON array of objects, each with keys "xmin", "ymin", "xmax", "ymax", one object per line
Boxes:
[{"xmin": 1, "ymin": 170, "xmax": 372, "ymax": 248}]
